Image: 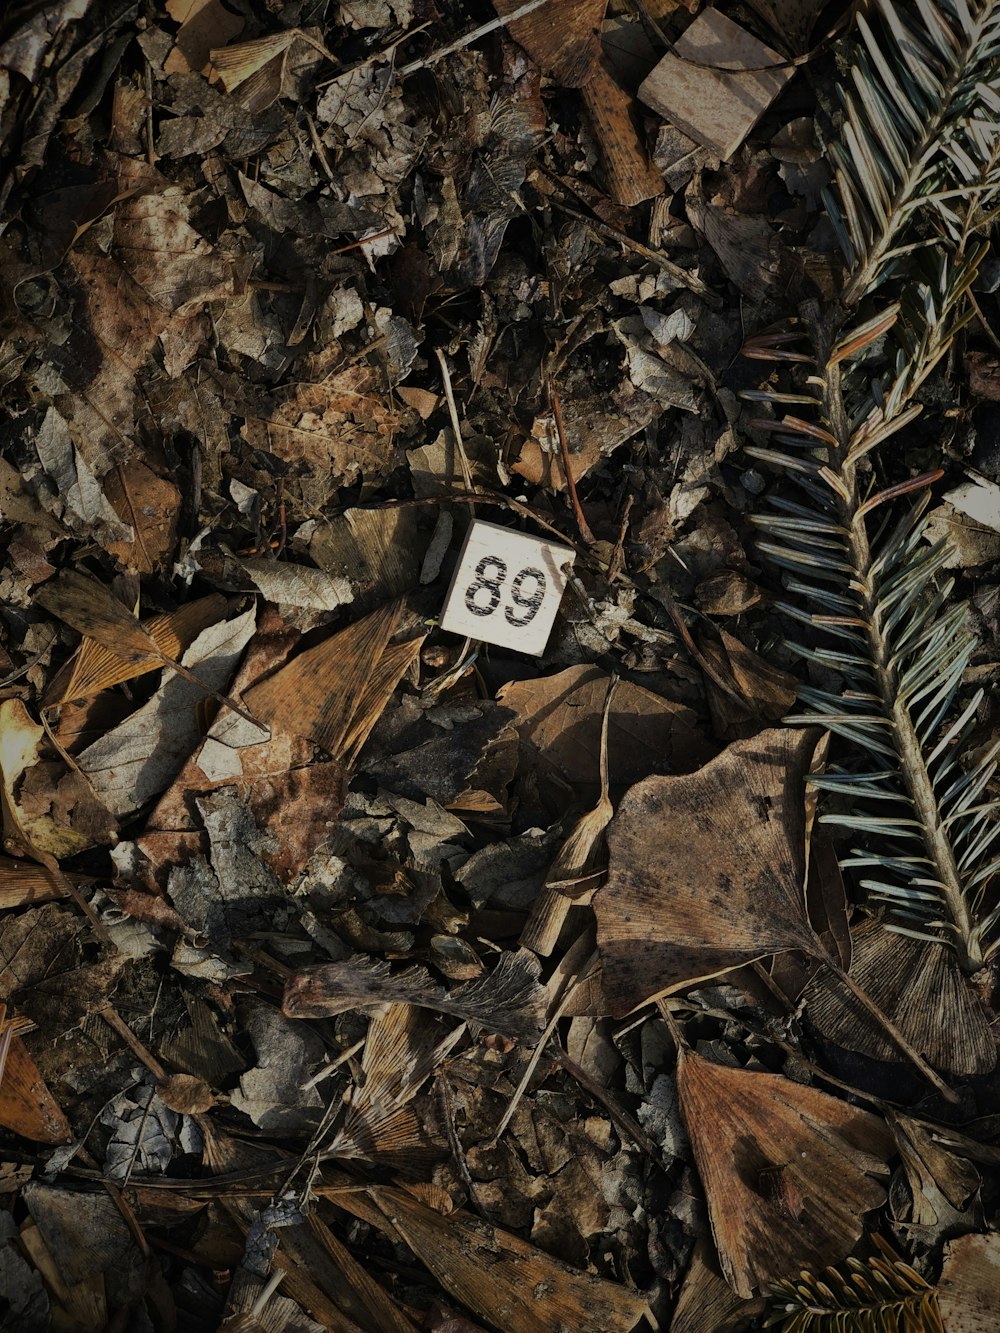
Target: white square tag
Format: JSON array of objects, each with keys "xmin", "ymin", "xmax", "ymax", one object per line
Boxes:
[{"xmin": 439, "ymin": 519, "xmax": 575, "ymax": 656}]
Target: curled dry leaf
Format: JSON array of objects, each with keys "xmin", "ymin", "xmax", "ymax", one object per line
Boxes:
[
  {"xmin": 283, "ymin": 949, "xmax": 545, "ymax": 1040},
  {"xmin": 802, "ymin": 918, "xmax": 996, "ymax": 1076},
  {"xmin": 888, "ymin": 1112, "xmax": 979, "ymax": 1240},
  {"xmin": 209, "ymin": 29, "xmax": 328, "ymax": 113},
  {"xmin": 696, "ymin": 624, "xmax": 797, "ymax": 740},
  {"xmin": 677, "ymin": 1047, "xmax": 893, "ymax": 1298},
  {"xmin": 594, "ymin": 727, "xmax": 819, "ymax": 1014},
  {"xmin": 0, "ymin": 698, "xmax": 98, "ymax": 859}
]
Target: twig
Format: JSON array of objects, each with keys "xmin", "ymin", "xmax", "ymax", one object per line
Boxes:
[
  {"xmin": 250, "ymin": 1271, "xmax": 286, "ymax": 1318},
  {"xmin": 356, "ymin": 490, "xmax": 586, "ymax": 554},
  {"xmin": 490, "ymin": 948, "xmax": 598, "ymax": 1145},
  {"xmin": 438, "ymin": 1075, "xmax": 489, "ymax": 1220},
  {"xmin": 549, "ymin": 384, "xmax": 596, "ymax": 544},
  {"xmin": 396, "ymin": 0, "xmax": 550, "ymax": 76},
  {"xmin": 99, "ymin": 1005, "xmax": 167, "ymax": 1080},
  {"xmin": 0, "ymin": 633, "xmax": 56, "ymax": 687},
  {"xmin": 144, "ymin": 62, "xmax": 154, "ymax": 166},
  {"xmin": 549, "ymin": 1047, "xmax": 664, "ymax": 1162},
  {"xmin": 434, "ymin": 348, "xmax": 476, "ymax": 516},
  {"xmin": 545, "ymin": 188, "xmax": 717, "ymax": 302},
  {"xmin": 820, "ymin": 952, "xmax": 959, "ymax": 1104}
]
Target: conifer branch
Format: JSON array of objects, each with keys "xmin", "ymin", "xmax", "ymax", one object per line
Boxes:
[{"xmin": 746, "ymin": 0, "xmax": 1000, "ymax": 982}]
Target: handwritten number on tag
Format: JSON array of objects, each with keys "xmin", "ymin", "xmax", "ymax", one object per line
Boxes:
[{"xmin": 464, "ymin": 556, "xmax": 546, "ymax": 628}]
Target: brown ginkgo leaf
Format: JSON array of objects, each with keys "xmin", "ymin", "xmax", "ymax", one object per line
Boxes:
[
  {"xmin": 594, "ymin": 726, "xmax": 820, "ymax": 1015},
  {"xmin": 594, "ymin": 728, "xmax": 957, "ymax": 1101},
  {"xmin": 0, "ymin": 1009, "xmax": 72, "ymax": 1145},
  {"xmin": 802, "ymin": 917, "xmax": 996, "ymax": 1077},
  {"xmin": 676, "ymin": 1047, "xmax": 894, "ymax": 1298},
  {"xmin": 244, "ymin": 599, "xmax": 423, "ymax": 764},
  {"xmin": 36, "ymin": 572, "xmax": 256, "ymax": 725},
  {"xmin": 43, "ymin": 594, "xmax": 227, "ymax": 706},
  {"xmin": 492, "ymin": 0, "xmax": 607, "ymax": 88}
]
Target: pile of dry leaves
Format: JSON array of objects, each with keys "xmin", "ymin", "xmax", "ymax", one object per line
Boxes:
[{"xmin": 1, "ymin": 0, "xmax": 999, "ymax": 1330}]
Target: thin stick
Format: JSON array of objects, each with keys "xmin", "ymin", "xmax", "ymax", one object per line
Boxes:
[
  {"xmin": 396, "ymin": 0, "xmax": 549, "ymax": 76},
  {"xmin": 550, "ymin": 1046, "xmax": 663, "ymax": 1162},
  {"xmin": 549, "ymin": 384, "xmax": 595, "ymax": 544},
  {"xmin": 489, "ymin": 949, "xmax": 597, "ymax": 1145},
  {"xmin": 250, "ymin": 1271, "xmax": 286, "ymax": 1318},
  {"xmin": 821, "ymin": 953, "xmax": 958, "ymax": 1104},
  {"xmin": 434, "ymin": 348, "xmax": 476, "ymax": 514}
]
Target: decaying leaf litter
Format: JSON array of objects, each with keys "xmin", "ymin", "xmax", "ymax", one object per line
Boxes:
[{"xmin": 2, "ymin": 0, "xmax": 1000, "ymax": 1329}]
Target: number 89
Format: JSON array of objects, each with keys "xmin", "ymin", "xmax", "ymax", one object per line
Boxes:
[{"xmin": 464, "ymin": 556, "xmax": 547, "ymax": 627}]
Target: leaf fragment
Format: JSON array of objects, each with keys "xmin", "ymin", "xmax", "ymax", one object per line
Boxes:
[
  {"xmin": 594, "ymin": 727, "xmax": 820, "ymax": 1014},
  {"xmin": 283, "ymin": 949, "xmax": 545, "ymax": 1039}
]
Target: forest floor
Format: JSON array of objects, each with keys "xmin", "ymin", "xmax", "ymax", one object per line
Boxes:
[{"xmin": 0, "ymin": 1, "xmax": 999, "ymax": 1330}]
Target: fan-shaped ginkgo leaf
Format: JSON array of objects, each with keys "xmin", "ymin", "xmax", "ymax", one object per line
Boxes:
[{"xmin": 677, "ymin": 1048, "xmax": 893, "ymax": 1298}]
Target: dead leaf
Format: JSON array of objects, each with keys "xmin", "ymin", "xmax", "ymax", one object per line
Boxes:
[
  {"xmin": 498, "ymin": 664, "xmax": 713, "ymax": 804},
  {"xmin": 239, "ymin": 367, "xmax": 408, "ymax": 494},
  {"xmin": 522, "ymin": 677, "xmax": 616, "ymax": 956},
  {"xmin": 339, "ymin": 1177, "xmax": 650, "ymax": 1333},
  {"xmin": 164, "ymin": 0, "xmax": 244, "ymax": 76},
  {"xmin": 694, "ymin": 569, "xmax": 764, "ymax": 615},
  {"xmin": 579, "ymin": 61, "xmax": 664, "ymax": 205},
  {"xmin": 937, "ymin": 1232, "xmax": 1000, "ymax": 1333},
  {"xmin": 511, "ymin": 388, "xmax": 657, "ymax": 490},
  {"xmin": 677, "ymin": 1047, "xmax": 893, "ymax": 1297},
  {"xmin": 492, "ymin": 0, "xmax": 607, "ymax": 88},
  {"xmin": 325, "ymin": 1005, "xmax": 463, "ymax": 1165},
  {"xmin": 802, "ymin": 919, "xmax": 996, "ymax": 1076},
  {"xmin": 157, "ymin": 1072, "xmax": 217, "ymax": 1115},
  {"xmin": 283, "ymin": 949, "xmax": 545, "ymax": 1039},
  {"xmin": 0, "ymin": 856, "xmax": 69, "ymax": 909},
  {"xmin": 76, "ymin": 607, "xmax": 257, "ymax": 820},
  {"xmin": 696, "ymin": 624, "xmax": 798, "ymax": 740},
  {"xmin": 743, "ymin": 0, "xmax": 828, "ymax": 54},
  {"xmin": 0, "ymin": 698, "xmax": 99, "ymax": 858},
  {"xmin": 101, "ymin": 459, "xmax": 182, "ymax": 574},
  {"xmin": 888, "ymin": 1112, "xmax": 980, "ymax": 1240},
  {"xmin": 210, "ymin": 29, "xmax": 327, "ymax": 112},
  {"xmin": 36, "ymin": 571, "xmax": 172, "ymax": 662},
  {"xmin": 244, "ymin": 600, "xmax": 423, "ymax": 764},
  {"xmin": 669, "ymin": 1239, "xmax": 765, "ymax": 1333},
  {"xmin": 0, "ymin": 1010, "xmax": 72, "ymax": 1144},
  {"xmin": 594, "ymin": 727, "xmax": 819, "ymax": 1014},
  {"xmin": 44, "ymin": 594, "xmax": 226, "ymax": 707},
  {"xmin": 113, "ymin": 186, "xmax": 232, "ymax": 314}
]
